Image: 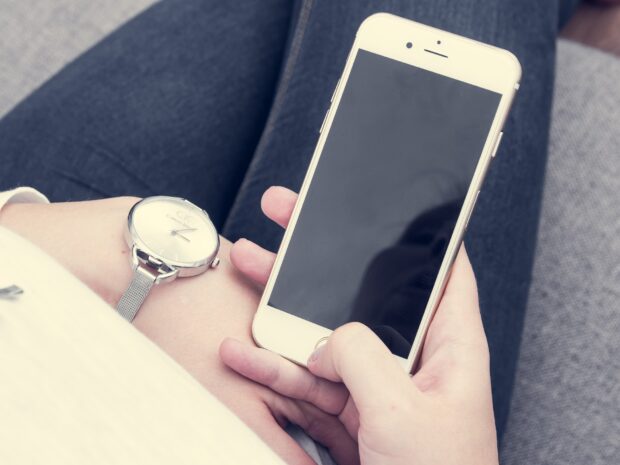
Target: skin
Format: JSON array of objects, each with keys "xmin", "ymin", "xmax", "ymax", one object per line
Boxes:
[
  {"xmin": 0, "ymin": 195, "xmax": 319, "ymax": 465},
  {"xmin": 0, "ymin": 186, "xmax": 498, "ymax": 465},
  {"xmin": 223, "ymin": 187, "xmax": 499, "ymax": 465}
]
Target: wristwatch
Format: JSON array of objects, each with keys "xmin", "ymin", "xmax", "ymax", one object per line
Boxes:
[{"xmin": 116, "ymin": 196, "xmax": 220, "ymax": 322}]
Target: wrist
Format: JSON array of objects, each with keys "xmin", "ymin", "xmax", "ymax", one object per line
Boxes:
[
  {"xmin": 130, "ymin": 238, "xmax": 261, "ymax": 380},
  {"xmin": 0, "ymin": 197, "xmax": 140, "ymax": 306},
  {"xmin": 0, "ymin": 202, "xmax": 30, "ymax": 230}
]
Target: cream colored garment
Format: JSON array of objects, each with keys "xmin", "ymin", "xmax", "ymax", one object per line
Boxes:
[{"xmin": 0, "ymin": 188, "xmax": 283, "ymax": 465}]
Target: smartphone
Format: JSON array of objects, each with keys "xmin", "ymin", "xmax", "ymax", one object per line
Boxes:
[{"xmin": 253, "ymin": 13, "xmax": 521, "ymax": 372}]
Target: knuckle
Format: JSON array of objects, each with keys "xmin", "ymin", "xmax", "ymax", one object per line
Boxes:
[
  {"xmin": 302, "ymin": 376, "xmax": 322, "ymax": 403},
  {"xmin": 331, "ymin": 322, "xmax": 373, "ymax": 352},
  {"xmin": 331, "ymin": 322, "xmax": 387, "ymax": 362},
  {"xmin": 260, "ymin": 362, "xmax": 282, "ymax": 389},
  {"xmin": 303, "ymin": 413, "xmax": 325, "ymax": 438},
  {"xmin": 336, "ymin": 322, "xmax": 373, "ymax": 340}
]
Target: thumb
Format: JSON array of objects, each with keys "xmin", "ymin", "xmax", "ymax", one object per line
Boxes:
[{"xmin": 307, "ymin": 322, "xmax": 418, "ymax": 415}]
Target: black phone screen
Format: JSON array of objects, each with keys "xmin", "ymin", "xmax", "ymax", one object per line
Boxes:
[{"xmin": 268, "ymin": 49, "xmax": 501, "ymax": 357}]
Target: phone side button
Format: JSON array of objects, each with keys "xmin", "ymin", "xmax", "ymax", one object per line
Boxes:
[
  {"xmin": 464, "ymin": 191, "xmax": 480, "ymax": 230},
  {"xmin": 319, "ymin": 107, "xmax": 331, "ymax": 134},
  {"xmin": 491, "ymin": 131, "xmax": 504, "ymax": 158}
]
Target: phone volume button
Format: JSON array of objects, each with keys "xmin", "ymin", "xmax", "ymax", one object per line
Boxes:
[{"xmin": 319, "ymin": 107, "xmax": 331, "ymax": 134}]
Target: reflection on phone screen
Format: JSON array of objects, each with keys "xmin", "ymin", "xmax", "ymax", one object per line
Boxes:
[{"xmin": 269, "ymin": 50, "xmax": 501, "ymax": 357}]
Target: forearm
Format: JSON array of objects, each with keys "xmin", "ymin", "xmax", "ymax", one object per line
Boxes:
[
  {"xmin": 0, "ymin": 196, "xmax": 280, "ymax": 400},
  {"xmin": 0, "ymin": 225, "xmax": 282, "ymax": 465},
  {"xmin": 0, "ymin": 197, "xmax": 318, "ymax": 464},
  {"xmin": 0, "ymin": 197, "xmax": 260, "ymax": 406},
  {"xmin": 0, "ymin": 197, "xmax": 134, "ymax": 305}
]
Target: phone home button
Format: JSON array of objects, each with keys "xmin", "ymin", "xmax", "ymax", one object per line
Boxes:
[{"xmin": 314, "ymin": 336, "xmax": 329, "ymax": 350}]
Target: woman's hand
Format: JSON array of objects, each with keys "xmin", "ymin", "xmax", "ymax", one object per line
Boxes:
[{"xmin": 222, "ymin": 186, "xmax": 498, "ymax": 465}]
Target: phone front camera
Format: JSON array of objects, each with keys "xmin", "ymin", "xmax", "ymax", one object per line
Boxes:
[{"xmin": 406, "ymin": 42, "xmax": 413, "ymax": 49}]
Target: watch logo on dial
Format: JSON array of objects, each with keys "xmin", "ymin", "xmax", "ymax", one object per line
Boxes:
[{"xmin": 167, "ymin": 211, "xmax": 195, "ymax": 228}]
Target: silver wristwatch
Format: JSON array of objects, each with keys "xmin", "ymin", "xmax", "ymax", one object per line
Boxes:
[{"xmin": 117, "ymin": 196, "xmax": 220, "ymax": 322}]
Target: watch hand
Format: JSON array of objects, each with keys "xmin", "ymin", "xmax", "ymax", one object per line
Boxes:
[
  {"xmin": 172, "ymin": 228, "xmax": 197, "ymax": 234},
  {"xmin": 171, "ymin": 230, "xmax": 191, "ymax": 242}
]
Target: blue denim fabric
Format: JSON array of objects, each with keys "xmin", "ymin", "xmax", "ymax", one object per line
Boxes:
[
  {"xmin": 223, "ymin": 0, "xmax": 580, "ymax": 442},
  {"xmin": 0, "ymin": 0, "xmax": 580, "ymax": 444},
  {"xmin": 0, "ymin": 0, "xmax": 293, "ymax": 227}
]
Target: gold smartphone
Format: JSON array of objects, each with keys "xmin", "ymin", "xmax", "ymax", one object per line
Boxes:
[{"xmin": 253, "ymin": 13, "xmax": 521, "ymax": 373}]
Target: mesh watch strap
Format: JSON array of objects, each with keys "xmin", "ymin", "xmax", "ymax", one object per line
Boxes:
[{"xmin": 117, "ymin": 267, "xmax": 157, "ymax": 322}]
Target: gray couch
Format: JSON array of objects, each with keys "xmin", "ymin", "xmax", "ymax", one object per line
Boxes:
[
  {"xmin": 502, "ymin": 41, "xmax": 620, "ymax": 464},
  {"xmin": 1, "ymin": 1, "xmax": 618, "ymax": 463}
]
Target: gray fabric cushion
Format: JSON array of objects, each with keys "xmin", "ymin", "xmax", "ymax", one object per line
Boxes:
[
  {"xmin": 1, "ymin": 3, "xmax": 619, "ymax": 462},
  {"xmin": 0, "ymin": 0, "xmax": 156, "ymax": 117},
  {"xmin": 501, "ymin": 40, "xmax": 620, "ymax": 464}
]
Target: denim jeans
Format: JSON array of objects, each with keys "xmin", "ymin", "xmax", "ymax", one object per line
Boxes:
[{"xmin": 0, "ymin": 0, "xmax": 580, "ymax": 443}]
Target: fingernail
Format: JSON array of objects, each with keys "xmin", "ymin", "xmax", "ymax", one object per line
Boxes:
[{"xmin": 308, "ymin": 344, "xmax": 325, "ymax": 365}]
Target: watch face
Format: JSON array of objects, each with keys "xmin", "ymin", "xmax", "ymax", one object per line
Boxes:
[{"xmin": 129, "ymin": 196, "xmax": 219, "ymax": 267}]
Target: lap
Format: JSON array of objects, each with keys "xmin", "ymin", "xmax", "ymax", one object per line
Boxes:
[
  {"xmin": 222, "ymin": 0, "xmax": 577, "ymax": 441},
  {"xmin": 0, "ymin": 0, "xmax": 292, "ymax": 228},
  {"xmin": 0, "ymin": 0, "xmax": 580, "ymax": 445}
]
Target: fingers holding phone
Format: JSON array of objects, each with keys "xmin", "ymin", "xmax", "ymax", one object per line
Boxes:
[
  {"xmin": 224, "ymin": 12, "xmax": 520, "ymax": 464},
  {"xmin": 248, "ymin": 14, "xmax": 520, "ymax": 369},
  {"xmin": 230, "ymin": 186, "xmax": 298, "ymax": 287},
  {"xmin": 222, "ymin": 247, "xmax": 498, "ymax": 465}
]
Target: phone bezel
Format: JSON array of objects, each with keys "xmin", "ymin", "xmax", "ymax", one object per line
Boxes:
[{"xmin": 252, "ymin": 12, "xmax": 522, "ymax": 372}]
